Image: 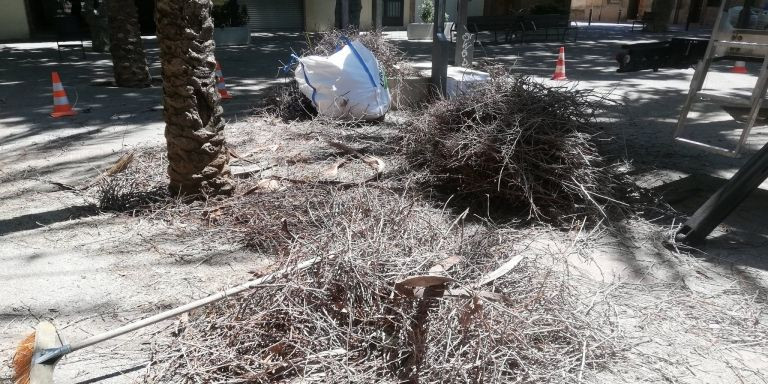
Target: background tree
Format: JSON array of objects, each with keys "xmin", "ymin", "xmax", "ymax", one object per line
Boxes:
[
  {"xmin": 649, "ymin": 0, "xmax": 675, "ymax": 32},
  {"xmin": 155, "ymin": 0, "xmax": 234, "ymax": 196},
  {"xmin": 83, "ymin": 0, "xmax": 110, "ymax": 52},
  {"xmin": 107, "ymin": 0, "xmax": 151, "ymax": 87}
]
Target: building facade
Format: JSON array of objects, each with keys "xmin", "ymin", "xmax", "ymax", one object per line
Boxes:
[
  {"xmin": 3, "ymin": 0, "xmax": 33, "ymax": 40},
  {"xmin": 3, "ymin": 0, "xmax": 492, "ymax": 40},
  {"xmin": 569, "ymin": 0, "xmax": 718, "ymax": 27}
]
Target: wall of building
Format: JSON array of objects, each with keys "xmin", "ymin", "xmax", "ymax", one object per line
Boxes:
[
  {"xmin": 485, "ymin": 0, "xmax": 571, "ymax": 15},
  {"xmin": 569, "ymin": 0, "xmax": 710, "ymax": 26},
  {"xmin": 570, "ymin": 0, "xmax": 632, "ymax": 22},
  {"xmin": 304, "ymin": 0, "xmax": 377, "ymax": 31},
  {"xmin": 304, "ymin": 0, "xmax": 487, "ymax": 32},
  {"xmin": 305, "ymin": 0, "xmax": 333, "ymax": 31},
  {"xmin": 361, "ymin": 0, "xmax": 373, "ymax": 29},
  {"xmin": 445, "ymin": 0, "xmax": 485, "ymax": 20},
  {"xmin": 406, "ymin": 0, "xmax": 416, "ymax": 24},
  {"xmin": 0, "ymin": 0, "xmax": 30, "ymax": 40}
]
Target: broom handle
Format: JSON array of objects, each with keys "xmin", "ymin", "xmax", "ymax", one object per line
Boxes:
[{"xmin": 67, "ymin": 256, "xmax": 323, "ymax": 353}]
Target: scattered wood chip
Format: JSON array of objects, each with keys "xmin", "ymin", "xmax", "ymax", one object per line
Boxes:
[
  {"xmin": 228, "ymin": 147, "xmax": 256, "ymax": 164},
  {"xmin": 327, "ymin": 141, "xmax": 366, "ymax": 157},
  {"xmin": 445, "ymin": 288, "xmax": 509, "ymax": 303},
  {"xmin": 362, "ymin": 155, "xmax": 386, "ymax": 173},
  {"xmin": 232, "ymin": 163, "xmax": 275, "ymax": 179},
  {"xmin": 45, "ymin": 180, "xmax": 77, "ymax": 191},
  {"xmin": 242, "ymin": 178, "xmax": 289, "ymax": 195},
  {"xmin": 396, "ymin": 275, "xmax": 455, "ymax": 288},
  {"xmin": 428, "ymin": 255, "xmax": 462, "ymax": 275},
  {"xmin": 327, "ymin": 141, "xmax": 385, "ymax": 175},
  {"xmin": 323, "ymin": 158, "xmax": 347, "ymax": 179},
  {"xmin": 475, "ymin": 254, "xmax": 526, "ymax": 287}
]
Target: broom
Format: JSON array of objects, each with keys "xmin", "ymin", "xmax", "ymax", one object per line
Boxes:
[{"xmin": 12, "ymin": 256, "xmax": 324, "ymax": 384}]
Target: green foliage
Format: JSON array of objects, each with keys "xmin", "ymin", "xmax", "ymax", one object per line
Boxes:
[
  {"xmin": 418, "ymin": 1, "xmax": 449, "ymax": 23},
  {"xmin": 211, "ymin": 0, "xmax": 249, "ymax": 28},
  {"xmin": 419, "ymin": 0, "xmax": 434, "ymax": 23}
]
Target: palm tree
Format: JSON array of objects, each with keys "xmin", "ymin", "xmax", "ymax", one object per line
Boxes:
[
  {"xmin": 155, "ymin": 0, "xmax": 234, "ymax": 196},
  {"xmin": 107, "ymin": 0, "xmax": 151, "ymax": 87}
]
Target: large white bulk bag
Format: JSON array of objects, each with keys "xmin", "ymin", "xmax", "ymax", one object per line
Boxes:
[{"xmin": 295, "ymin": 39, "xmax": 391, "ymax": 121}]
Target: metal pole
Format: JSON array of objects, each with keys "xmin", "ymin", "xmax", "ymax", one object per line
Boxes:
[
  {"xmin": 598, "ymin": 2, "xmax": 603, "ymax": 22},
  {"xmin": 454, "ymin": 0, "xmax": 474, "ymax": 68},
  {"xmin": 588, "ymin": 8, "xmax": 593, "ymax": 25},
  {"xmin": 618, "ymin": 9, "xmax": 622, "ymax": 24},
  {"xmin": 674, "ymin": 0, "xmax": 682, "ymax": 24},
  {"xmin": 341, "ymin": 0, "xmax": 350, "ymax": 29},
  {"xmin": 373, "ymin": 0, "xmax": 384, "ymax": 29},
  {"xmin": 431, "ymin": 0, "xmax": 448, "ymax": 97},
  {"xmin": 676, "ymin": 140, "xmax": 768, "ymax": 245}
]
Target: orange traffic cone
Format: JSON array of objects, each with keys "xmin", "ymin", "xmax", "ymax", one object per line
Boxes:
[
  {"xmin": 50, "ymin": 72, "xmax": 77, "ymax": 118},
  {"xmin": 551, "ymin": 46, "xmax": 567, "ymax": 81},
  {"xmin": 730, "ymin": 60, "xmax": 748, "ymax": 74},
  {"xmin": 215, "ymin": 61, "xmax": 232, "ymax": 99}
]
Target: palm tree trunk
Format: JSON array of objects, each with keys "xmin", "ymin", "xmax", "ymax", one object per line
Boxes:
[
  {"xmin": 155, "ymin": 0, "xmax": 234, "ymax": 196},
  {"xmin": 107, "ymin": 0, "xmax": 151, "ymax": 87}
]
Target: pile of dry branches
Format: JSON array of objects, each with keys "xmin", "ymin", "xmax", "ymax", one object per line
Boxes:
[
  {"xmin": 147, "ymin": 186, "xmax": 618, "ymax": 383},
  {"xmin": 403, "ymin": 76, "xmax": 623, "ymax": 224}
]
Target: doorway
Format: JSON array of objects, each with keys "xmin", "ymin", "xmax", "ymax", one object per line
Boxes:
[
  {"xmin": 627, "ymin": 0, "xmax": 640, "ymax": 19},
  {"xmin": 383, "ymin": 0, "xmax": 404, "ymax": 26}
]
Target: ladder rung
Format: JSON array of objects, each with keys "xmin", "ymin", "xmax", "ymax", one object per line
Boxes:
[
  {"xmin": 713, "ymin": 40, "xmax": 768, "ymax": 49},
  {"xmin": 675, "ymin": 137, "xmax": 741, "ymax": 158},
  {"xmin": 697, "ymin": 92, "xmax": 754, "ymax": 107}
]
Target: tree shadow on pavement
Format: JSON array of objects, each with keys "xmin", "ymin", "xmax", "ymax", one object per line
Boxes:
[{"xmin": 0, "ymin": 204, "xmax": 98, "ymax": 237}]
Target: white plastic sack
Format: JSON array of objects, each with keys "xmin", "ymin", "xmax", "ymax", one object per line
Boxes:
[{"xmin": 295, "ymin": 39, "xmax": 391, "ymax": 121}]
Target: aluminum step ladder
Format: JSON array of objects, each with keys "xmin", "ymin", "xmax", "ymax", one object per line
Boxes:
[
  {"xmin": 673, "ymin": 0, "xmax": 768, "ymax": 244},
  {"xmin": 674, "ymin": 1, "xmax": 768, "ymax": 157}
]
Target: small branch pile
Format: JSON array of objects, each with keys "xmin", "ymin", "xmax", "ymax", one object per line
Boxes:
[
  {"xmin": 148, "ymin": 186, "xmax": 618, "ymax": 383},
  {"xmin": 403, "ymin": 76, "xmax": 623, "ymax": 224},
  {"xmin": 95, "ymin": 149, "xmax": 169, "ymax": 212},
  {"xmin": 304, "ymin": 28, "xmax": 412, "ymax": 81},
  {"xmin": 259, "ymin": 29, "xmax": 411, "ymax": 122},
  {"xmin": 257, "ymin": 80, "xmax": 318, "ymax": 122}
]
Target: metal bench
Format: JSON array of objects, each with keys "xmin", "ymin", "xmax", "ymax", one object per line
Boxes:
[
  {"xmin": 521, "ymin": 14, "xmax": 578, "ymax": 43},
  {"xmin": 631, "ymin": 12, "xmax": 654, "ymax": 32},
  {"xmin": 54, "ymin": 15, "xmax": 87, "ymax": 60},
  {"xmin": 466, "ymin": 16, "xmax": 519, "ymax": 43}
]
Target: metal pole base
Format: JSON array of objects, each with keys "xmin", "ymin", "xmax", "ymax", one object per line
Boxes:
[{"xmin": 676, "ymin": 140, "xmax": 768, "ymax": 245}]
